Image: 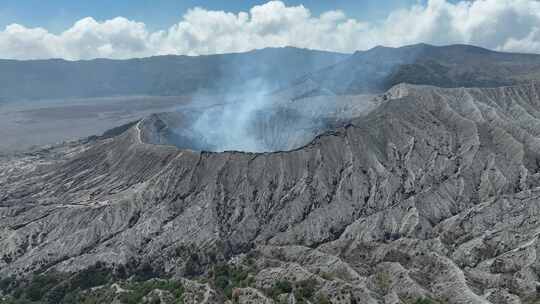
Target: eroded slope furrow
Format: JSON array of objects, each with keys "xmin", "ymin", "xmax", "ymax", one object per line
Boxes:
[{"xmin": 3, "ymin": 83, "xmax": 540, "ymax": 303}]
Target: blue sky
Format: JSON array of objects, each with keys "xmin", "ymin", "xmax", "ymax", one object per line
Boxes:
[
  {"xmin": 0, "ymin": 0, "xmax": 537, "ymax": 60},
  {"xmin": 0, "ymin": 0, "xmax": 437, "ymax": 33}
]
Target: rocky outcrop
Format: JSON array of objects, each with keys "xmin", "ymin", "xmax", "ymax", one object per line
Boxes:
[{"xmin": 3, "ymin": 82, "xmax": 540, "ymax": 303}]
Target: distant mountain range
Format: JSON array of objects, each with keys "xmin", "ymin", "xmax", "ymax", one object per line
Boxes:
[
  {"xmin": 0, "ymin": 47, "xmax": 347, "ymax": 102},
  {"xmin": 3, "ymin": 44, "xmax": 540, "ymax": 102},
  {"xmin": 293, "ymin": 43, "xmax": 540, "ymax": 95}
]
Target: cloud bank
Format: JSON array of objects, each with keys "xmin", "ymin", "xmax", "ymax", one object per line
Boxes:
[{"xmin": 2, "ymin": 0, "xmax": 540, "ymax": 60}]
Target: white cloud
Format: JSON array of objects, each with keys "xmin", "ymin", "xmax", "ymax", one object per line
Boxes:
[{"xmin": 1, "ymin": 0, "xmax": 540, "ymax": 60}]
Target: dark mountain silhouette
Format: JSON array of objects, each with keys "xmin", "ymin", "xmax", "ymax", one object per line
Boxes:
[
  {"xmin": 5, "ymin": 44, "xmax": 540, "ymax": 103},
  {"xmin": 292, "ymin": 43, "xmax": 540, "ymax": 94},
  {"xmin": 0, "ymin": 47, "xmax": 347, "ymax": 101}
]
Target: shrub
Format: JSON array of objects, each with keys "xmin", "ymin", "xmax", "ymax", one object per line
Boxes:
[
  {"xmin": 320, "ymin": 272, "xmax": 334, "ymax": 281},
  {"xmin": 134, "ymin": 262, "xmax": 159, "ymax": 282},
  {"xmin": 69, "ymin": 263, "xmax": 111, "ymax": 290},
  {"xmin": 407, "ymin": 297, "xmax": 448, "ymax": 304},
  {"xmin": 210, "ymin": 264, "xmax": 254, "ymax": 299},
  {"xmin": 374, "ymin": 271, "xmax": 391, "ymax": 293},
  {"xmin": 215, "ymin": 275, "xmax": 230, "ymax": 291},
  {"xmin": 45, "ymin": 283, "xmax": 70, "ymax": 303},
  {"xmin": 267, "ymin": 280, "xmax": 293, "ymax": 299},
  {"xmin": 274, "ymin": 280, "xmax": 293, "ymax": 294},
  {"xmin": 316, "ymin": 294, "xmax": 331, "ymax": 304},
  {"xmin": 25, "ymin": 273, "xmax": 64, "ymax": 301},
  {"xmin": 119, "ymin": 279, "xmax": 184, "ymax": 304},
  {"xmin": 184, "ymin": 253, "xmax": 201, "ymax": 277},
  {"xmin": 1, "ymin": 263, "xmax": 185, "ymax": 304},
  {"xmin": 0, "ymin": 276, "xmax": 15, "ymax": 291},
  {"xmin": 414, "ymin": 298, "xmax": 434, "ymax": 304},
  {"xmin": 294, "ymin": 278, "xmax": 317, "ymax": 300}
]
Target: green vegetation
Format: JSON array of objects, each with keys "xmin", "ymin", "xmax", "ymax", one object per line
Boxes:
[
  {"xmin": 0, "ymin": 277, "xmax": 185, "ymax": 304},
  {"xmin": 0, "ymin": 277, "xmax": 16, "ymax": 293},
  {"xmin": 294, "ymin": 279, "xmax": 317, "ymax": 303},
  {"xmin": 319, "ymin": 272, "xmax": 334, "ymax": 281},
  {"xmin": 405, "ymin": 297, "xmax": 448, "ymax": 304},
  {"xmin": 374, "ymin": 271, "xmax": 391, "ymax": 294},
  {"xmin": 118, "ymin": 280, "xmax": 184, "ymax": 304},
  {"xmin": 209, "ymin": 264, "xmax": 254, "ymax": 300},
  {"xmin": 25, "ymin": 273, "xmax": 65, "ymax": 302},
  {"xmin": 293, "ymin": 279, "xmax": 317, "ymax": 303},
  {"xmin": 0, "ymin": 263, "xmax": 184, "ymax": 304},
  {"xmin": 60, "ymin": 288, "xmax": 116, "ymax": 304},
  {"xmin": 315, "ymin": 294, "xmax": 331, "ymax": 304},
  {"xmin": 264, "ymin": 278, "xmax": 321, "ymax": 304},
  {"xmin": 0, "ymin": 272, "xmax": 71, "ymax": 304},
  {"xmin": 267, "ymin": 280, "xmax": 293, "ymax": 299},
  {"xmin": 523, "ymin": 296, "xmax": 540, "ymax": 304}
]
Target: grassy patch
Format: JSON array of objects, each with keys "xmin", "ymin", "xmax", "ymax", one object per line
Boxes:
[
  {"xmin": 264, "ymin": 278, "xmax": 320, "ymax": 304},
  {"xmin": 374, "ymin": 271, "xmax": 391, "ymax": 294},
  {"xmin": 118, "ymin": 280, "xmax": 184, "ymax": 304},
  {"xmin": 209, "ymin": 264, "xmax": 255, "ymax": 300},
  {"xmin": 267, "ymin": 280, "xmax": 293, "ymax": 299},
  {"xmin": 0, "ymin": 263, "xmax": 183, "ymax": 304},
  {"xmin": 405, "ymin": 297, "xmax": 448, "ymax": 304}
]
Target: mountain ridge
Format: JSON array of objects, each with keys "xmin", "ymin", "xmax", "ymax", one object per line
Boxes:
[
  {"xmin": 292, "ymin": 43, "xmax": 540, "ymax": 96},
  {"xmin": 3, "ymin": 82, "xmax": 540, "ymax": 303},
  {"xmin": 4, "ymin": 43, "xmax": 540, "ymax": 103},
  {"xmin": 0, "ymin": 47, "xmax": 348, "ymax": 102}
]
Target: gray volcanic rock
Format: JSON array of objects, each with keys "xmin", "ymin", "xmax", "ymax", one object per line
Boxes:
[{"xmin": 4, "ymin": 82, "xmax": 540, "ymax": 302}]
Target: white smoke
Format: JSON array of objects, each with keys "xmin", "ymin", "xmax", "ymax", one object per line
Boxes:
[
  {"xmin": 190, "ymin": 79, "xmax": 273, "ymax": 152},
  {"xmin": 175, "ymin": 77, "xmax": 337, "ymax": 153}
]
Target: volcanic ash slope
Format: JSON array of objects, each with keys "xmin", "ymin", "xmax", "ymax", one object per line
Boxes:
[{"xmin": 3, "ymin": 83, "xmax": 540, "ymax": 303}]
